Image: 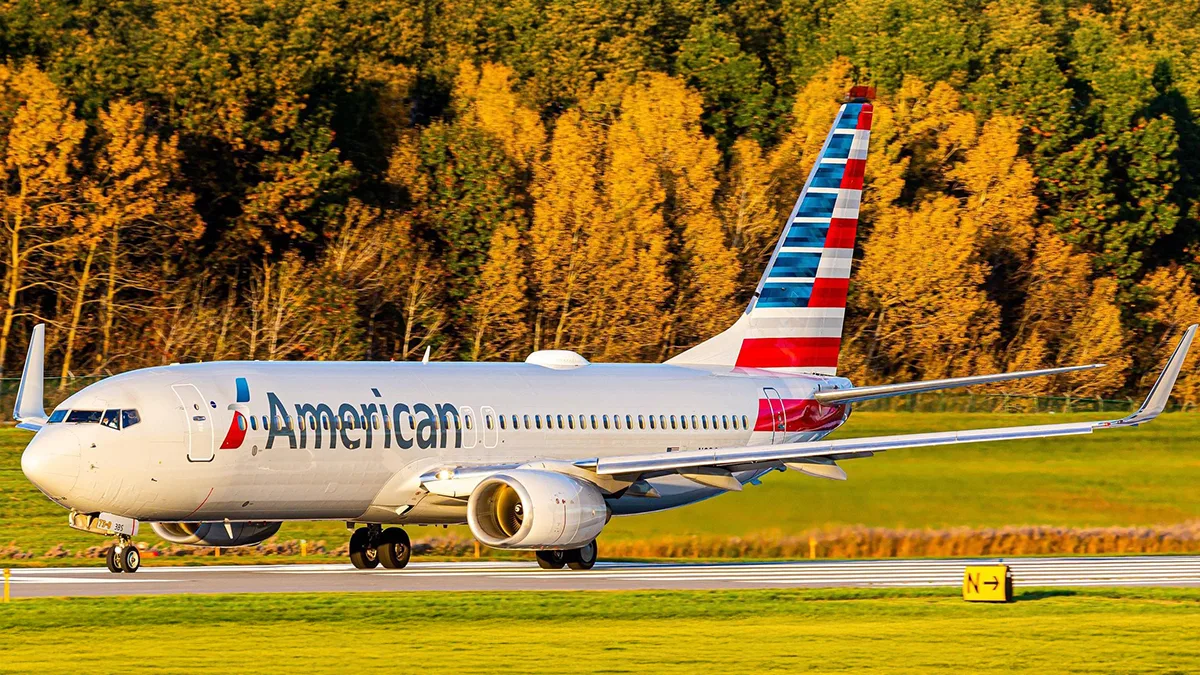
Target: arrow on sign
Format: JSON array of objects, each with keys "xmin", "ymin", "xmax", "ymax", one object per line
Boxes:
[{"xmin": 985, "ymin": 577, "xmax": 999, "ymax": 590}]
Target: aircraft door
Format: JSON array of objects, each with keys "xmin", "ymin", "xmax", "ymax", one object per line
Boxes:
[
  {"xmin": 172, "ymin": 384, "xmax": 215, "ymax": 462},
  {"xmin": 459, "ymin": 405, "xmax": 478, "ymax": 450},
  {"xmin": 481, "ymin": 406, "xmax": 499, "ymax": 449},
  {"xmin": 762, "ymin": 387, "xmax": 787, "ymax": 443}
]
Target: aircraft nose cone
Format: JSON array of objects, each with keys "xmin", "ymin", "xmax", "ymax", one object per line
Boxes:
[{"xmin": 21, "ymin": 430, "xmax": 81, "ymax": 500}]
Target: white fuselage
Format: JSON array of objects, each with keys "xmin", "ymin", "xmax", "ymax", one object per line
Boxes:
[{"xmin": 22, "ymin": 359, "xmax": 851, "ymax": 525}]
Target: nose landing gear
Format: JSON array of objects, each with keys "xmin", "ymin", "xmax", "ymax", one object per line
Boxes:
[
  {"xmin": 104, "ymin": 535, "xmax": 141, "ymax": 573},
  {"xmin": 349, "ymin": 525, "xmax": 411, "ymax": 570}
]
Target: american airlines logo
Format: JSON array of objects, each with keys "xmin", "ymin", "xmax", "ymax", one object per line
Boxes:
[{"xmin": 215, "ymin": 377, "xmax": 465, "ymax": 452}]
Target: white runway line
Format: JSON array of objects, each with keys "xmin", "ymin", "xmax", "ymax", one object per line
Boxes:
[{"xmin": 10, "ymin": 555, "xmax": 1200, "ymax": 593}]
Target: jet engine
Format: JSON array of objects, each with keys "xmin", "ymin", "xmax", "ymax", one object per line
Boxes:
[
  {"xmin": 467, "ymin": 470, "xmax": 608, "ymax": 550},
  {"xmin": 151, "ymin": 521, "xmax": 282, "ymax": 547}
]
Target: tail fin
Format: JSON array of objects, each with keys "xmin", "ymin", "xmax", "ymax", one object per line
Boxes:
[{"xmin": 669, "ymin": 92, "xmax": 873, "ymax": 373}]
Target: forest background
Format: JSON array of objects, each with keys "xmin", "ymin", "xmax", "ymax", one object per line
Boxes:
[{"xmin": 0, "ymin": 0, "xmax": 1197, "ymax": 402}]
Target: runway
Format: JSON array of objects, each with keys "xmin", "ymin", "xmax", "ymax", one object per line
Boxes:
[{"xmin": 8, "ymin": 555, "xmax": 1200, "ymax": 598}]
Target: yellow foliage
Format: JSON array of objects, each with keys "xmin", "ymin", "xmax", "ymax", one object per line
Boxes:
[
  {"xmin": 1015, "ymin": 233, "xmax": 1092, "ymax": 348},
  {"xmin": 454, "ymin": 62, "xmax": 546, "ymax": 168},
  {"xmin": 529, "ymin": 111, "xmax": 606, "ymax": 350},
  {"xmin": 1058, "ymin": 278, "xmax": 1130, "ymax": 397},
  {"xmin": 614, "ymin": 73, "xmax": 740, "ymax": 348},
  {"xmin": 951, "ymin": 115, "xmax": 1037, "ymax": 260},
  {"xmin": 722, "ymin": 138, "xmax": 779, "ymax": 284},
  {"xmin": 468, "ymin": 221, "xmax": 529, "ymax": 361},
  {"xmin": 856, "ymin": 196, "xmax": 999, "ymax": 379},
  {"xmin": 1139, "ymin": 266, "xmax": 1200, "ymax": 406}
]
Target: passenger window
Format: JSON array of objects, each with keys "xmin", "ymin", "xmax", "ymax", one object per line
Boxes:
[
  {"xmin": 250, "ymin": 415, "xmax": 257, "ymax": 431},
  {"xmin": 486, "ymin": 415, "xmax": 494, "ymax": 430},
  {"xmin": 298, "ymin": 417, "xmax": 307, "ymax": 432},
  {"xmin": 524, "ymin": 415, "xmax": 531, "ymax": 430},
  {"xmin": 701, "ymin": 416, "xmax": 708, "ymax": 430},
  {"xmin": 512, "ymin": 415, "xmax": 519, "ymax": 429},
  {"xmin": 465, "ymin": 415, "xmax": 473, "ymax": 430},
  {"xmin": 742, "ymin": 415, "xmax": 749, "ymax": 429},
  {"xmin": 732, "ymin": 415, "xmax": 739, "ymax": 430},
  {"xmin": 648, "ymin": 415, "xmax": 656, "ymax": 430},
  {"xmin": 373, "ymin": 415, "xmax": 380, "ymax": 431},
  {"xmin": 613, "ymin": 415, "xmax": 621, "ymax": 430},
  {"xmin": 101, "ymin": 409, "xmax": 120, "ymax": 430},
  {"xmin": 557, "ymin": 414, "xmax": 564, "ymax": 429},
  {"xmin": 535, "ymin": 415, "xmax": 542, "ymax": 430},
  {"xmin": 499, "ymin": 415, "xmax": 507, "ymax": 430},
  {"xmin": 48, "ymin": 409, "xmax": 67, "ymax": 423},
  {"xmin": 67, "ymin": 410, "xmax": 103, "ymax": 424},
  {"xmin": 567, "ymin": 415, "xmax": 574, "ymax": 430},
  {"xmin": 722, "ymin": 415, "xmax": 729, "ymax": 430},
  {"xmin": 262, "ymin": 415, "xmax": 268, "ymax": 430},
  {"xmin": 670, "ymin": 415, "xmax": 677, "ymax": 430},
  {"xmin": 590, "ymin": 415, "xmax": 597, "ymax": 429},
  {"xmin": 238, "ymin": 415, "xmax": 247, "ymax": 431},
  {"xmin": 681, "ymin": 416, "xmax": 688, "ymax": 430},
  {"xmin": 625, "ymin": 414, "xmax": 632, "ymax": 429},
  {"xmin": 602, "ymin": 415, "xmax": 610, "ymax": 430},
  {"xmin": 691, "ymin": 415, "xmax": 699, "ymax": 429},
  {"xmin": 659, "ymin": 415, "xmax": 666, "ymax": 429}
]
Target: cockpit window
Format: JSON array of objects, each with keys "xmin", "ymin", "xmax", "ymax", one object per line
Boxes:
[
  {"xmin": 121, "ymin": 409, "xmax": 141, "ymax": 428},
  {"xmin": 47, "ymin": 410, "xmax": 67, "ymax": 423},
  {"xmin": 66, "ymin": 410, "xmax": 103, "ymax": 424},
  {"xmin": 101, "ymin": 409, "xmax": 120, "ymax": 430}
]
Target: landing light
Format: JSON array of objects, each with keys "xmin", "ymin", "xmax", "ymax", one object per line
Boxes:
[{"xmin": 435, "ymin": 468, "xmax": 453, "ymax": 481}]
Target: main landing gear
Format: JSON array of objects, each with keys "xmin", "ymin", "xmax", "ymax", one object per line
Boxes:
[
  {"xmin": 104, "ymin": 535, "xmax": 141, "ymax": 574},
  {"xmin": 349, "ymin": 525, "xmax": 411, "ymax": 570},
  {"xmin": 535, "ymin": 540, "xmax": 598, "ymax": 571}
]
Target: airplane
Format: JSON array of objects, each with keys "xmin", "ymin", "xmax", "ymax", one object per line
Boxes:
[{"xmin": 15, "ymin": 89, "xmax": 1197, "ymax": 574}]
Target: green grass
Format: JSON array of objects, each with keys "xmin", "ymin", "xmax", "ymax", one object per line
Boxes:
[
  {"xmin": 0, "ymin": 589, "xmax": 1197, "ymax": 673},
  {"xmin": 3, "ymin": 412, "xmax": 1200, "ymax": 557}
]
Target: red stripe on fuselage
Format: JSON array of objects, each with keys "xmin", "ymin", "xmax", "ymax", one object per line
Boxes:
[
  {"xmin": 735, "ymin": 337, "xmax": 841, "ymax": 369},
  {"xmin": 219, "ymin": 411, "xmax": 247, "ymax": 449},
  {"xmin": 754, "ymin": 398, "xmax": 847, "ymax": 432}
]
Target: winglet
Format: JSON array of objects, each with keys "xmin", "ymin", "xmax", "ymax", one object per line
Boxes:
[
  {"xmin": 1106, "ymin": 324, "xmax": 1196, "ymax": 427},
  {"xmin": 13, "ymin": 323, "xmax": 46, "ymax": 425}
]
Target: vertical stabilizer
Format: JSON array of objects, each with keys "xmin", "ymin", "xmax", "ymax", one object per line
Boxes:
[{"xmin": 669, "ymin": 91, "xmax": 873, "ymax": 373}]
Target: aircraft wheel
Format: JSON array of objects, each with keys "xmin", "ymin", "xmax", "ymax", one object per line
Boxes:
[
  {"xmin": 565, "ymin": 541, "xmax": 597, "ymax": 571},
  {"xmin": 349, "ymin": 527, "xmax": 379, "ymax": 569},
  {"xmin": 535, "ymin": 550, "xmax": 566, "ymax": 570},
  {"xmin": 105, "ymin": 545, "xmax": 123, "ymax": 573},
  {"xmin": 122, "ymin": 545, "xmax": 141, "ymax": 573},
  {"xmin": 378, "ymin": 528, "xmax": 411, "ymax": 569}
]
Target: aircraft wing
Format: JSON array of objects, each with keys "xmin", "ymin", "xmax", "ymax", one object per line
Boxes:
[
  {"xmin": 813, "ymin": 363, "xmax": 1105, "ymax": 405},
  {"xmin": 583, "ymin": 324, "xmax": 1197, "ymax": 481}
]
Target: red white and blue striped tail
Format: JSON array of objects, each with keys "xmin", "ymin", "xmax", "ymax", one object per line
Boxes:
[{"xmin": 668, "ymin": 90, "xmax": 873, "ymax": 374}]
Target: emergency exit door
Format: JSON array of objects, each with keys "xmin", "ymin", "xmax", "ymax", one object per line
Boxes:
[
  {"xmin": 172, "ymin": 384, "xmax": 215, "ymax": 462},
  {"xmin": 762, "ymin": 387, "xmax": 787, "ymax": 443}
]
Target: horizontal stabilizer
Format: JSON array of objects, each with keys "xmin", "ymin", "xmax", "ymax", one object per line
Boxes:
[{"xmin": 813, "ymin": 363, "xmax": 1105, "ymax": 405}]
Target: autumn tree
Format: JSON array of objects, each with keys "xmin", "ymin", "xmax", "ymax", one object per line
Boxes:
[{"xmin": 0, "ymin": 64, "xmax": 86, "ymax": 378}]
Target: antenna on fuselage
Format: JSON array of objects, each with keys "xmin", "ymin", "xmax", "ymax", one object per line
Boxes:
[{"xmin": 421, "ymin": 346, "xmax": 430, "ymax": 365}]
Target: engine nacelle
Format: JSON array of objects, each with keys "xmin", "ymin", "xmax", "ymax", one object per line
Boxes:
[
  {"xmin": 467, "ymin": 470, "xmax": 608, "ymax": 550},
  {"xmin": 151, "ymin": 521, "xmax": 282, "ymax": 547}
]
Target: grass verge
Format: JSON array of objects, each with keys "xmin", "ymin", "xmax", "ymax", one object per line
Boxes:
[{"xmin": 0, "ymin": 588, "xmax": 1197, "ymax": 673}]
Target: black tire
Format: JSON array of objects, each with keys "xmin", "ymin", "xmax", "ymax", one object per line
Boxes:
[
  {"xmin": 566, "ymin": 540, "xmax": 597, "ymax": 571},
  {"xmin": 535, "ymin": 550, "xmax": 566, "ymax": 570},
  {"xmin": 122, "ymin": 545, "xmax": 141, "ymax": 573},
  {"xmin": 105, "ymin": 545, "xmax": 122, "ymax": 573},
  {"xmin": 377, "ymin": 528, "xmax": 412, "ymax": 569},
  {"xmin": 349, "ymin": 527, "xmax": 379, "ymax": 569}
]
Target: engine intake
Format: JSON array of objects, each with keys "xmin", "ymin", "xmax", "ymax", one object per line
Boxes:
[
  {"xmin": 151, "ymin": 521, "xmax": 281, "ymax": 547},
  {"xmin": 467, "ymin": 470, "xmax": 608, "ymax": 550}
]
